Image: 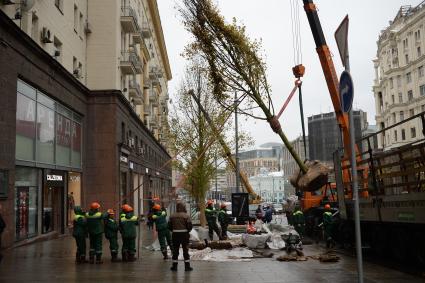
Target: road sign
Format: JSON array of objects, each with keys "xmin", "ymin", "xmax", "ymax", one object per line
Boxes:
[
  {"xmin": 335, "ymin": 15, "xmax": 349, "ymax": 67},
  {"xmin": 340, "ymin": 71, "xmax": 354, "ymax": 113}
]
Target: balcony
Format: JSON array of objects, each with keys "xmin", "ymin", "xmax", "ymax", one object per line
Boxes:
[
  {"xmin": 132, "ymin": 31, "xmax": 143, "ymax": 44},
  {"xmin": 129, "ymin": 80, "xmax": 143, "ymax": 105},
  {"xmin": 120, "ymin": 50, "xmax": 142, "ymax": 75},
  {"xmin": 144, "ymin": 104, "xmax": 151, "ymax": 116},
  {"xmin": 149, "ymin": 90, "xmax": 158, "ymax": 106},
  {"xmin": 150, "ymin": 116, "xmax": 158, "ymax": 129},
  {"xmin": 121, "ymin": 6, "xmax": 138, "ymax": 33}
]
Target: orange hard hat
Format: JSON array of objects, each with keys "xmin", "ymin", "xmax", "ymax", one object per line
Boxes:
[
  {"xmin": 153, "ymin": 204, "xmax": 161, "ymax": 210},
  {"xmin": 107, "ymin": 209, "xmax": 115, "ymax": 215},
  {"xmin": 122, "ymin": 204, "xmax": 133, "ymax": 212},
  {"xmin": 207, "ymin": 200, "xmax": 214, "ymax": 205},
  {"xmin": 153, "ymin": 197, "xmax": 160, "ymax": 201},
  {"xmin": 324, "ymin": 204, "xmax": 331, "ymax": 210},
  {"xmin": 90, "ymin": 202, "xmax": 100, "ymax": 210}
]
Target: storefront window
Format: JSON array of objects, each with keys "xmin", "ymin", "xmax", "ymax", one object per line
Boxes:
[
  {"xmin": 15, "ymin": 167, "xmax": 38, "ymax": 240},
  {"xmin": 16, "ymin": 92, "xmax": 36, "ymax": 161},
  {"xmin": 16, "ymin": 80, "xmax": 83, "ymax": 168},
  {"xmin": 67, "ymin": 172, "xmax": 81, "ymax": 226},
  {"xmin": 36, "ymin": 103, "xmax": 55, "ymax": 164},
  {"xmin": 56, "ymin": 113, "xmax": 71, "ymax": 166},
  {"xmin": 43, "ymin": 170, "xmax": 64, "ymax": 234}
]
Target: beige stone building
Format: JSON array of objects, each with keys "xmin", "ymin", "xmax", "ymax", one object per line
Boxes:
[
  {"xmin": 0, "ymin": 0, "xmax": 170, "ymax": 147},
  {"xmin": 373, "ymin": 3, "xmax": 425, "ymax": 149}
]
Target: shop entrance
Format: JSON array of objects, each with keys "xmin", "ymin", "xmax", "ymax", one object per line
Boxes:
[{"xmin": 43, "ymin": 170, "xmax": 65, "ymax": 234}]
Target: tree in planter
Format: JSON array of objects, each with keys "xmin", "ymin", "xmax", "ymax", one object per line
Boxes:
[
  {"xmin": 179, "ymin": 0, "xmax": 329, "ymax": 191},
  {"xmin": 169, "ymin": 59, "xmax": 251, "ymax": 226}
]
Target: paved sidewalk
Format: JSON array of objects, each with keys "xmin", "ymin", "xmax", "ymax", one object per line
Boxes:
[{"xmin": 0, "ymin": 225, "xmax": 423, "ymax": 283}]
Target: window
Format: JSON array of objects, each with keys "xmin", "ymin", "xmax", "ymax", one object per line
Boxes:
[
  {"xmin": 405, "ymin": 54, "xmax": 409, "ymax": 64},
  {"xmin": 407, "ymin": 72, "xmax": 412, "ymax": 83},
  {"xmin": 53, "ymin": 36, "xmax": 62, "ymax": 61},
  {"xmin": 394, "ymin": 130, "xmax": 398, "ymax": 141},
  {"xmin": 408, "ymin": 90, "xmax": 413, "ymax": 101},
  {"xmin": 55, "ymin": 0, "xmax": 63, "ymax": 13},
  {"xmin": 411, "ymin": 127, "xmax": 416, "ymax": 138},
  {"xmin": 400, "ymin": 111, "xmax": 404, "ymax": 121},
  {"xmin": 409, "ymin": 109, "xmax": 414, "ymax": 117},
  {"xmin": 419, "ymin": 66, "xmax": 424, "ymax": 78},
  {"xmin": 420, "ymin": 85, "xmax": 425, "ymax": 96},
  {"xmin": 79, "ymin": 13, "xmax": 84, "ymax": 36},
  {"xmin": 74, "ymin": 5, "xmax": 78, "ymax": 33},
  {"xmin": 397, "ymin": 75, "xmax": 401, "ymax": 87},
  {"xmin": 403, "ymin": 38, "xmax": 408, "ymax": 49},
  {"xmin": 422, "ymin": 105, "xmax": 425, "ymax": 112},
  {"xmin": 31, "ymin": 13, "xmax": 39, "ymax": 41},
  {"xmin": 418, "ymin": 46, "xmax": 422, "ymax": 58},
  {"xmin": 398, "ymin": 92, "xmax": 403, "ymax": 103},
  {"xmin": 415, "ymin": 29, "xmax": 421, "ymax": 41},
  {"xmin": 392, "ymin": 112, "xmax": 396, "ymax": 123},
  {"xmin": 73, "ymin": 56, "xmax": 77, "ymax": 72},
  {"xmin": 402, "ymin": 129, "xmax": 406, "ymax": 140},
  {"xmin": 389, "ymin": 77, "xmax": 394, "ymax": 88},
  {"xmin": 391, "ymin": 94, "xmax": 395, "ymax": 103}
]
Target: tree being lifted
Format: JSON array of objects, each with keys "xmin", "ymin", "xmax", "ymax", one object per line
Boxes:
[{"xmin": 180, "ymin": 0, "xmax": 329, "ymax": 192}]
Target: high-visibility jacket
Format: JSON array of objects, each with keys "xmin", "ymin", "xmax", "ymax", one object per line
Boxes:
[
  {"xmin": 86, "ymin": 210, "xmax": 103, "ymax": 235},
  {"xmin": 73, "ymin": 214, "xmax": 87, "ymax": 237},
  {"xmin": 152, "ymin": 210, "xmax": 168, "ymax": 231},
  {"xmin": 205, "ymin": 206, "xmax": 217, "ymax": 223},
  {"xmin": 120, "ymin": 213, "xmax": 138, "ymax": 238}
]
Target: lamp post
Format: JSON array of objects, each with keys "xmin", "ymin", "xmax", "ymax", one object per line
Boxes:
[{"xmin": 234, "ymin": 92, "xmax": 240, "ymax": 193}]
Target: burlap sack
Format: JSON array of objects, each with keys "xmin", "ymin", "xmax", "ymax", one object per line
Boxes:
[{"xmin": 290, "ymin": 160, "xmax": 330, "ymax": 192}]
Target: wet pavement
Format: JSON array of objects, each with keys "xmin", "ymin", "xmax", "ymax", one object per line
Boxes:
[{"xmin": 0, "ymin": 224, "xmax": 423, "ymax": 283}]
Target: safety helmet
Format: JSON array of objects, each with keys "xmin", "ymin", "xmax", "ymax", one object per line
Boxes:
[
  {"xmin": 207, "ymin": 200, "xmax": 214, "ymax": 206},
  {"xmin": 90, "ymin": 202, "xmax": 100, "ymax": 210},
  {"xmin": 107, "ymin": 209, "xmax": 115, "ymax": 215},
  {"xmin": 220, "ymin": 203, "xmax": 227, "ymax": 209},
  {"xmin": 153, "ymin": 204, "xmax": 161, "ymax": 211},
  {"xmin": 153, "ymin": 197, "xmax": 160, "ymax": 201},
  {"xmin": 122, "ymin": 204, "xmax": 133, "ymax": 212},
  {"xmin": 324, "ymin": 204, "xmax": 331, "ymax": 210}
]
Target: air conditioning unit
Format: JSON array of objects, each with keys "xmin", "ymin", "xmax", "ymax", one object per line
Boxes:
[
  {"xmin": 41, "ymin": 27, "xmax": 52, "ymax": 43},
  {"xmin": 128, "ymin": 137, "xmax": 135, "ymax": 148},
  {"xmin": 53, "ymin": 50, "xmax": 60, "ymax": 57},
  {"xmin": 84, "ymin": 22, "xmax": 92, "ymax": 34},
  {"xmin": 73, "ymin": 68, "xmax": 82, "ymax": 78}
]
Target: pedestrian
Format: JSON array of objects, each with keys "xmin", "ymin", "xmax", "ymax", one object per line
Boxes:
[
  {"xmin": 86, "ymin": 202, "xmax": 104, "ymax": 264},
  {"xmin": 73, "ymin": 206, "xmax": 87, "ymax": 264},
  {"xmin": 0, "ymin": 204, "xmax": 6, "ymax": 263},
  {"xmin": 218, "ymin": 203, "xmax": 229, "ymax": 240},
  {"xmin": 104, "ymin": 209, "xmax": 119, "ymax": 262},
  {"xmin": 292, "ymin": 206, "xmax": 305, "ymax": 238},
  {"xmin": 264, "ymin": 205, "xmax": 273, "ymax": 224},
  {"xmin": 146, "ymin": 211, "xmax": 154, "ymax": 230},
  {"xmin": 323, "ymin": 204, "xmax": 334, "ymax": 248},
  {"xmin": 168, "ymin": 202, "xmax": 193, "ymax": 272},
  {"xmin": 205, "ymin": 200, "xmax": 222, "ymax": 240},
  {"xmin": 255, "ymin": 205, "xmax": 263, "ymax": 221},
  {"xmin": 120, "ymin": 205, "xmax": 138, "ymax": 262},
  {"xmin": 152, "ymin": 204, "xmax": 172, "ymax": 260}
]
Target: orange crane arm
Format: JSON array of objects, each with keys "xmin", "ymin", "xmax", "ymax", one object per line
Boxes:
[{"xmin": 302, "ymin": 0, "xmax": 352, "ymax": 158}]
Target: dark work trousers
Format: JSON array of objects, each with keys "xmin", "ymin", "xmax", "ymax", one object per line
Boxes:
[{"xmin": 172, "ymin": 232, "xmax": 190, "ymax": 263}]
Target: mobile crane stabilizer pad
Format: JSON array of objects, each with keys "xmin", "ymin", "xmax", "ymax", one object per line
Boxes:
[{"xmin": 289, "ymin": 160, "xmax": 330, "ymax": 192}]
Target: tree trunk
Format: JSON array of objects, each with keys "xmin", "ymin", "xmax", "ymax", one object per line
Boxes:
[{"xmin": 199, "ymin": 200, "xmax": 207, "ymax": 227}]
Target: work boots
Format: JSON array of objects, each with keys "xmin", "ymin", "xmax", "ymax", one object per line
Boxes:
[
  {"xmin": 75, "ymin": 252, "xmax": 81, "ymax": 264},
  {"xmin": 89, "ymin": 255, "xmax": 95, "ymax": 264},
  {"xmin": 96, "ymin": 254, "xmax": 103, "ymax": 264},
  {"xmin": 184, "ymin": 262, "xmax": 193, "ymax": 271},
  {"xmin": 162, "ymin": 250, "xmax": 168, "ymax": 260},
  {"xmin": 80, "ymin": 255, "xmax": 88, "ymax": 263},
  {"xmin": 111, "ymin": 252, "xmax": 119, "ymax": 262},
  {"xmin": 122, "ymin": 251, "xmax": 128, "ymax": 262},
  {"xmin": 170, "ymin": 262, "xmax": 178, "ymax": 271}
]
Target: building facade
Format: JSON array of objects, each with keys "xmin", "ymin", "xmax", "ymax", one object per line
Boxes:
[
  {"xmin": 373, "ymin": 3, "xmax": 425, "ymax": 150},
  {"xmin": 308, "ymin": 110, "xmax": 368, "ymax": 164},
  {"xmin": 0, "ymin": 5, "xmax": 171, "ymax": 249},
  {"xmin": 248, "ymin": 170, "xmax": 286, "ymax": 203},
  {"xmin": 281, "ymin": 135, "xmax": 308, "ymax": 195},
  {"xmin": 0, "ymin": 0, "xmax": 170, "ymax": 148}
]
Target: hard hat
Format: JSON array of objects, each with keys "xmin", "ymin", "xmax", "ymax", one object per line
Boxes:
[
  {"xmin": 153, "ymin": 197, "xmax": 160, "ymax": 201},
  {"xmin": 122, "ymin": 204, "xmax": 133, "ymax": 212},
  {"xmin": 90, "ymin": 202, "xmax": 100, "ymax": 210},
  {"xmin": 324, "ymin": 204, "xmax": 331, "ymax": 210},
  {"xmin": 220, "ymin": 203, "xmax": 227, "ymax": 208},
  {"xmin": 153, "ymin": 204, "xmax": 161, "ymax": 211},
  {"xmin": 207, "ymin": 200, "xmax": 214, "ymax": 205},
  {"xmin": 107, "ymin": 209, "xmax": 115, "ymax": 215}
]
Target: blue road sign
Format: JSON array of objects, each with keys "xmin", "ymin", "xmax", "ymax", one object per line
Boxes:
[{"xmin": 340, "ymin": 71, "xmax": 354, "ymax": 113}]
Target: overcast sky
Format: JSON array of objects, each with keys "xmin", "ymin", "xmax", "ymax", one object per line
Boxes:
[{"xmin": 157, "ymin": 0, "xmax": 422, "ymax": 148}]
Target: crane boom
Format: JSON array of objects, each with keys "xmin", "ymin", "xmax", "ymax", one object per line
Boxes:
[
  {"xmin": 302, "ymin": 0, "xmax": 352, "ymax": 157},
  {"xmin": 189, "ymin": 90, "xmax": 260, "ymax": 202}
]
